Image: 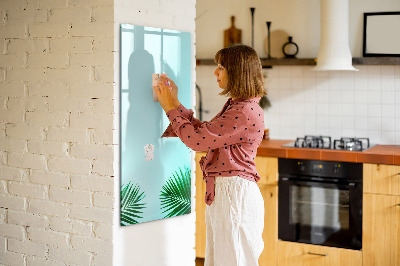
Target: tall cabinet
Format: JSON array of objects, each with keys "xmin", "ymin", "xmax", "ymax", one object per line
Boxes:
[
  {"xmin": 254, "ymin": 156, "xmax": 278, "ymax": 266},
  {"xmin": 363, "ymin": 163, "xmax": 400, "ymax": 266}
]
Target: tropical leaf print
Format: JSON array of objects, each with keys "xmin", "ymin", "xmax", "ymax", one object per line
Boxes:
[
  {"xmin": 160, "ymin": 167, "xmax": 191, "ymax": 218},
  {"xmin": 120, "ymin": 182, "xmax": 146, "ymax": 226}
]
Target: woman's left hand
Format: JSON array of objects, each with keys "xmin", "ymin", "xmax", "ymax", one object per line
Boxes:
[{"xmin": 153, "ymin": 79, "xmax": 175, "ymax": 113}]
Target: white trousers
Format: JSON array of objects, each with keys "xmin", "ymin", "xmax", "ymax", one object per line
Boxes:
[{"xmin": 205, "ymin": 176, "xmax": 264, "ymax": 266}]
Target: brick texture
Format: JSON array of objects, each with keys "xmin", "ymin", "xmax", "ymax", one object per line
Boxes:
[
  {"xmin": 0, "ymin": 0, "xmax": 115, "ymax": 264},
  {"xmin": 0, "ymin": 0, "xmax": 197, "ymax": 264}
]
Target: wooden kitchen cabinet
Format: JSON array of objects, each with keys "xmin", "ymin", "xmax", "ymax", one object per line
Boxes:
[
  {"xmin": 363, "ymin": 163, "xmax": 400, "ymax": 266},
  {"xmin": 363, "ymin": 193, "xmax": 400, "ymax": 266},
  {"xmin": 255, "ymin": 156, "xmax": 278, "ymax": 186},
  {"xmin": 364, "ymin": 163, "xmax": 400, "ymax": 196},
  {"xmin": 259, "ymin": 184, "xmax": 278, "ymax": 266},
  {"xmin": 276, "ymin": 241, "xmax": 362, "ymax": 266},
  {"xmin": 195, "ymin": 154, "xmax": 279, "ymax": 264}
]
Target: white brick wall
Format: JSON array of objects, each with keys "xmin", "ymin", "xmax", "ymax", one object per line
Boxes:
[{"xmin": 0, "ymin": 0, "xmax": 115, "ymax": 265}]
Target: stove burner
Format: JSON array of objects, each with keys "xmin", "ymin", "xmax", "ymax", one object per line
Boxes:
[
  {"xmin": 333, "ymin": 137, "xmax": 370, "ymax": 151},
  {"xmin": 286, "ymin": 136, "xmax": 372, "ymax": 151},
  {"xmin": 295, "ymin": 135, "xmax": 332, "ymax": 149}
]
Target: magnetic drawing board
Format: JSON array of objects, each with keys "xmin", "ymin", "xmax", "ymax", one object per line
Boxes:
[{"xmin": 120, "ymin": 24, "xmax": 192, "ymax": 226}]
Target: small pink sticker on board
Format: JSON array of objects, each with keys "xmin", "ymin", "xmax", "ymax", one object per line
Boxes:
[{"xmin": 152, "ymin": 73, "xmax": 167, "ymax": 102}]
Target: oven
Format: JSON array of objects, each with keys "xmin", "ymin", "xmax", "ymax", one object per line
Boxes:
[{"xmin": 278, "ymin": 158, "xmax": 363, "ymax": 250}]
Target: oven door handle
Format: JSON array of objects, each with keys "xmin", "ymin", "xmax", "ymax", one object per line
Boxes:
[{"xmin": 280, "ymin": 177, "xmax": 356, "ymax": 189}]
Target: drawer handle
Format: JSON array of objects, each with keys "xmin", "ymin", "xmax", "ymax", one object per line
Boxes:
[{"xmin": 307, "ymin": 252, "xmax": 328, "ymax": 257}]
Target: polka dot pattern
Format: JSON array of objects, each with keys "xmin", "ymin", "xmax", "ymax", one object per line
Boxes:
[{"xmin": 161, "ymin": 98, "xmax": 265, "ymax": 205}]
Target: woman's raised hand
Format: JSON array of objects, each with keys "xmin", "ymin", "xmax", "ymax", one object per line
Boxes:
[
  {"xmin": 153, "ymin": 77, "xmax": 175, "ymax": 113},
  {"xmin": 162, "ymin": 76, "xmax": 180, "ymax": 109}
]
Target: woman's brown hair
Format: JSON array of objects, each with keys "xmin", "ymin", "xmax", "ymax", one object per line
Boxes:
[{"xmin": 214, "ymin": 44, "xmax": 266, "ymax": 99}]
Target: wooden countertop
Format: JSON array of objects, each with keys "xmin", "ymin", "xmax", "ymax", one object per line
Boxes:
[{"xmin": 257, "ymin": 139, "xmax": 400, "ymax": 165}]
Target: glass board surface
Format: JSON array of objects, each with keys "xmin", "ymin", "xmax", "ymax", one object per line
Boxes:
[{"xmin": 120, "ymin": 24, "xmax": 192, "ymax": 226}]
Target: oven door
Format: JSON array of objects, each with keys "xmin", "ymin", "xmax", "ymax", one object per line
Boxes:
[{"xmin": 278, "ymin": 176, "xmax": 362, "ymax": 250}]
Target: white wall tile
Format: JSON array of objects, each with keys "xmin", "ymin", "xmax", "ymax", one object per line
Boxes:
[
  {"xmin": 342, "ymin": 117, "xmax": 355, "ymax": 129},
  {"xmin": 382, "ymin": 105, "xmax": 395, "ymax": 118},
  {"xmin": 395, "ymin": 118, "xmax": 400, "ymax": 131},
  {"xmin": 196, "ymin": 65, "xmax": 400, "ymax": 144},
  {"xmin": 341, "ymin": 89, "xmax": 354, "ymax": 104},
  {"xmin": 368, "ymin": 130, "xmax": 382, "ymax": 144},
  {"xmin": 315, "ymin": 103, "xmax": 329, "ymax": 116},
  {"xmin": 355, "ymin": 116, "xmax": 368, "ymax": 130},
  {"xmin": 341, "ymin": 104, "xmax": 355, "ymax": 116},
  {"xmin": 381, "ymin": 66, "xmax": 394, "ymax": 77},
  {"xmin": 304, "ymin": 102, "xmax": 316, "ymax": 115},
  {"xmin": 382, "ymin": 131, "xmax": 396, "ymax": 144},
  {"xmin": 367, "ymin": 104, "xmax": 382, "ymax": 118},
  {"xmin": 368, "ymin": 117, "xmax": 381, "ymax": 131},
  {"xmin": 341, "ymin": 128, "xmax": 355, "ymax": 137},
  {"xmin": 395, "ymin": 66, "xmax": 400, "ymax": 78},
  {"xmin": 316, "ymin": 115, "xmax": 330, "ymax": 128},
  {"xmin": 355, "ymin": 104, "xmax": 368, "ymax": 117},
  {"xmin": 382, "ymin": 117, "xmax": 396, "ymax": 131},
  {"xmin": 316, "ymin": 89, "xmax": 329, "ymax": 103},
  {"xmin": 382, "ymin": 90, "xmax": 395, "ymax": 104},
  {"xmin": 367, "ymin": 77, "xmax": 381, "ymax": 91},
  {"xmin": 367, "ymin": 91, "xmax": 381, "ymax": 105},
  {"xmin": 382, "ymin": 78, "xmax": 395, "ymax": 91}
]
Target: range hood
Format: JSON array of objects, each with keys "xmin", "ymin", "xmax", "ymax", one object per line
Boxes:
[{"xmin": 314, "ymin": 0, "xmax": 358, "ymax": 71}]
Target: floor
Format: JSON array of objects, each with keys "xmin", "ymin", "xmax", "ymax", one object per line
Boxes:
[{"xmin": 195, "ymin": 257, "xmax": 205, "ymax": 266}]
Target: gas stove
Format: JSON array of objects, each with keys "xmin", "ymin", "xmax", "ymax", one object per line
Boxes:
[{"xmin": 283, "ymin": 135, "xmax": 373, "ymax": 151}]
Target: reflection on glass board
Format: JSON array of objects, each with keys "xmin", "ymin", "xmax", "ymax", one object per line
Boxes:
[{"xmin": 120, "ymin": 24, "xmax": 192, "ymax": 226}]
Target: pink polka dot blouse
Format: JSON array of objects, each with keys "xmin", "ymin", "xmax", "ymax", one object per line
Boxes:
[{"xmin": 162, "ymin": 97, "xmax": 265, "ymax": 205}]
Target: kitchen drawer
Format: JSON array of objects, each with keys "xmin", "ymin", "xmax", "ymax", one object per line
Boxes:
[
  {"xmin": 364, "ymin": 164, "xmax": 400, "ymax": 196},
  {"xmin": 255, "ymin": 156, "xmax": 278, "ymax": 186},
  {"xmin": 276, "ymin": 241, "xmax": 362, "ymax": 266}
]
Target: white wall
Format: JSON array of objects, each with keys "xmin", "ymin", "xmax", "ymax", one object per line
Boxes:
[
  {"xmin": 113, "ymin": 1, "xmax": 197, "ymax": 266},
  {"xmin": 196, "ymin": 0, "xmax": 400, "ymax": 145},
  {"xmin": 0, "ymin": 0, "xmax": 115, "ymax": 265}
]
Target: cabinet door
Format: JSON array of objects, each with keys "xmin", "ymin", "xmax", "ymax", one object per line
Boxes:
[
  {"xmin": 364, "ymin": 164, "xmax": 400, "ymax": 196},
  {"xmin": 195, "ymin": 152, "xmax": 207, "ymax": 258},
  {"xmin": 259, "ymin": 185, "xmax": 278, "ymax": 266},
  {"xmin": 277, "ymin": 241, "xmax": 362, "ymax": 266},
  {"xmin": 255, "ymin": 156, "xmax": 278, "ymax": 186},
  {"xmin": 363, "ymin": 193, "xmax": 400, "ymax": 266}
]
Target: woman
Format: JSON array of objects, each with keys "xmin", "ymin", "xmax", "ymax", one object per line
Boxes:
[{"xmin": 154, "ymin": 44, "xmax": 266, "ymax": 266}]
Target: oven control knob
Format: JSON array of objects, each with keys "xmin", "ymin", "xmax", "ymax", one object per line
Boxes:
[
  {"xmin": 298, "ymin": 161, "xmax": 305, "ymax": 171},
  {"xmin": 334, "ymin": 167, "xmax": 339, "ymax": 174},
  {"xmin": 334, "ymin": 164, "xmax": 341, "ymax": 174}
]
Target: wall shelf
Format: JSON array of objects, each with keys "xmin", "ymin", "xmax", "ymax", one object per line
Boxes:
[{"xmin": 196, "ymin": 57, "xmax": 400, "ymax": 67}]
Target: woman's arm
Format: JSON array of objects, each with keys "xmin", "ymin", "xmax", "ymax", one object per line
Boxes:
[
  {"xmin": 165, "ymin": 107, "xmax": 248, "ymax": 152},
  {"xmin": 161, "ymin": 103, "xmax": 203, "ymax": 138},
  {"xmin": 156, "ymin": 76, "xmax": 202, "ymax": 137}
]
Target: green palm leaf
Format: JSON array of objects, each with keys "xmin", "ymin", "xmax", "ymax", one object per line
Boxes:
[
  {"xmin": 160, "ymin": 167, "xmax": 191, "ymax": 218},
  {"xmin": 120, "ymin": 182, "xmax": 146, "ymax": 226}
]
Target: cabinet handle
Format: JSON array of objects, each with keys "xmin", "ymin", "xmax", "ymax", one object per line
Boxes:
[
  {"xmin": 397, "ymin": 204, "xmax": 400, "ymax": 207},
  {"xmin": 307, "ymin": 252, "xmax": 328, "ymax": 257}
]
